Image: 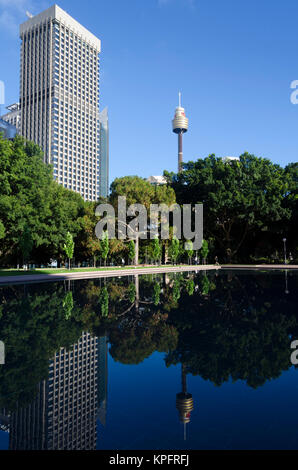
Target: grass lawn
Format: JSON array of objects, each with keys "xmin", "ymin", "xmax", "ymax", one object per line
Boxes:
[{"xmin": 0, "ymin": 265, "xmax": 186, "ymax": 277}]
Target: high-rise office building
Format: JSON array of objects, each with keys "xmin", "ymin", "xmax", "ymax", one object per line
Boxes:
[
  {"xmin": 19, "ymin": 5, "xmax": 102, "ymax": 201},
  {"xmin": 98, "ymin": 107, "xmax": 109, "ymax": 198}
]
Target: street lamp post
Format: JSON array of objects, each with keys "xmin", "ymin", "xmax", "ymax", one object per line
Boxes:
[{"xmin": 283, "ymin": 238, "xmax": 287, "ymax": 265}]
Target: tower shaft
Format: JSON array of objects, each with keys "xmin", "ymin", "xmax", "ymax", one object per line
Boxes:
[{"xmin": 178, "ymin": 132, "xmax": 183, "ymax": 173}]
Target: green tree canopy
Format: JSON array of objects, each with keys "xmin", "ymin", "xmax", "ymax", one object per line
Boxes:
[
  {"xmin": 64, "ymin": 232, "xmax": 75, "ymax": 268},
  {"xmin": 110, "ymin": 176, "xmax": 176, "ymax": 210},
  {"xmin": 169, "ymin": 236, "xmax": 180, "ymax": 264},
  {"xmin": 168, "ymin": 153, "xmax": 292, "ymax": 262},
  {"xmin": 0, "ymin": 135, "xmax": 85, "ymax": 266}
]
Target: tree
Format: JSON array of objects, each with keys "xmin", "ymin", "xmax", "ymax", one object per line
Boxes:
[
  {"xmin": 77, "ymin": 201, "xmax": 101, "ymax": 267},
  {"xmin": 100, "ymin": 231, "xmax": 109, "ymax": 266},
  {"xmin": 200, "ymin": 239, "xmax": 209, "ymax": 264},
  {"xmin": 169, "ymin": 153, "xmax": 291, "ymax": 262},
  {"xmin": 0, "ymin": 135, "xmax": 85, "ymax": 266},
  {"xmin": 110, "ymin": 176, "xmax": 176, "ymax": 209},
  {"xmin": 19, "ymin": 223, "xmax": 33, "ymax": 266},
  {"xmin": 284, "ymin": 163, "xmax": 298, "ymax": 262},
  {"xmin": 169, "ymin": 236, "xmax": 180, "ymax": 264},
  {"xmin": 152, "ymin": 237, "xmax": 161, "ymax": 264},
  {"xmin": 109, "ymin": 176, "xmax": 176, "ymax": 266},
  {"xmin": 0, "ymin": 220, "xmax": 4, "ymax": 240},
  {"xmin": 64, "ymin": 232, "xmax": 75, "ymax": 269},
  {"xmin": 128, "ymin": 240, "xmax": 135, "ymax": 265},
  {"xmin": 185, "ymin": 240, "xmax": 194, "ymax": 264}
]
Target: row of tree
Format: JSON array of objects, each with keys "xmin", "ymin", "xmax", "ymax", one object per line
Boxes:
[
  {"xmin": 0, "ymin": 134, "xmax": 297, "ymax": 266},
  {"xmin": 165, "ymin": 154, "xmax": 298, "ymax": 263}
]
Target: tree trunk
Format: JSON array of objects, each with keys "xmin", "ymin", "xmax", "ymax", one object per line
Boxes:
[{"xmin": 135, "ymin": 232, "xmax": 139, "ymax": 266}]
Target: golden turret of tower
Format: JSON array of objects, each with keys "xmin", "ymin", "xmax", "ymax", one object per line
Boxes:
[{"xmin": 176, "ymin": 363, "xmax": 194, "ymax": 440}]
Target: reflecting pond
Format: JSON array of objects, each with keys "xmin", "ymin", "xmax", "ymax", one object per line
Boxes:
[{"xmin": 0, "ymin": 269, "xmax": 297, "ymax": 450}]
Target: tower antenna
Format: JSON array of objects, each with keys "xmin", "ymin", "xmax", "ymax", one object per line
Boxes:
[{"xmin": 178, "ymin": 91, "xmax": 181, "ymax": 108}]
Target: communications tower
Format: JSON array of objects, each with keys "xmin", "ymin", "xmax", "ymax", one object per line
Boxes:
[{"xmin": 172, "ymin": 92, "xmax": 189, "ymax": 173}]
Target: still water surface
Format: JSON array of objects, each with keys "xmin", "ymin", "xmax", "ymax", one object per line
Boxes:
[{"xmin": 0, "ymin": 269, "xmax": 297, "ymax": 450}]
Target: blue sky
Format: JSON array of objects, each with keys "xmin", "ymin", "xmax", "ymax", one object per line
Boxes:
[{"xmin": 1, "ymin": 0, "xmax": 298, "ymax": 183}]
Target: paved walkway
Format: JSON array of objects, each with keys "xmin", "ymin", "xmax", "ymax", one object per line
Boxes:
[
  {"xmin": 0, "ymin": 264, "xmax": 297, "ymax": 285},
  {"xmin": 0, "ymin": 265, "xmax": 220, "ymax": 285},
  {"xmin": 222, "ymin": 264, "xmax": 298, "ymax": 270}
]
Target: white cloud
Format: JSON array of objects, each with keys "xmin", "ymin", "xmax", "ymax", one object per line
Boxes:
[{"xmin": 0, "ymin": 0, "xmax": 51, "ymax": 36}]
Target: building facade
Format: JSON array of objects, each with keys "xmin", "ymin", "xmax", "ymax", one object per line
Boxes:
[
  {"xmin": 98, "ymin": 107, "xmax": 109, "ymax": 198},
  {"xmin": 1, "ymin": 103, "xmax": 21, "ymax": 133},
  {"xmin": 147, "ymin": 175, "xmax": 167, "ymax": 186},
  {"xmin": 19, "ymin": 5, "xmax": 102, "ymax": 201}
]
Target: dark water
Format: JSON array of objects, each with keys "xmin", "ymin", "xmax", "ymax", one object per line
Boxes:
[{"xmin": 0, "ymin": 269, "xmax": 297, "ymax": 450}]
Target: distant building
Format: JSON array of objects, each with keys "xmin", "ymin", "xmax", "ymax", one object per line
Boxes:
[
  {"xmin": 222, "ymin": 156, "xmax": 240, "ymax": 163},
  {"xmin": 147, "ymin": 175, "xmax": 167, "ymax": 186},
  {"xmin": 1, "ymin": 103, "xmax": 21, "ymax": 133},
  {"xmin": 0, "ymin": 118, "xmax": 17, "ymax": 140},
  {"xmin": 99, "ymin": 107, "xmax": 109, "ymax": 198}
]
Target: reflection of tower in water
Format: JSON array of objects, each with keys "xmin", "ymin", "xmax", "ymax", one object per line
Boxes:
[
  {"xmin": 176, "ymin": 363, "xmax": 194, "ymax": 441},
  {"xmin": 7, "ymin": 332, "xmax": 108, "ymax": 450}
]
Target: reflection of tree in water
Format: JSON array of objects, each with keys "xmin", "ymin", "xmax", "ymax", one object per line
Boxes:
[
  {"xmin": 99, "ymin": 274, "xmax": 188, "ymax": 364},
  {"xmin": 63, "ymin": 291, "xmax": 74, "ymax": 320},
  {"xmin": 0, "ymin": 271, "xmax": 297, "ymax": 413},
  {"xmin": 0, "ymin": 283, "xmax": 83, "ymax": 410},
  {"xmin": 166, "ymin": 272, "xmax": 298, "ymax": 388},
  {"xmin": 0, "ymin": 274, "xmax": 182, "ymax": 410}
]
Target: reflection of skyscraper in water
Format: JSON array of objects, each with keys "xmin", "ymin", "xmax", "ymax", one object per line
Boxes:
[
  {"xmin": 6, "ymin": 332, "xmax": 108, "ymax": 450},
  {"xmin": 97, "ymin": 336, "xmax": 108, "ymax": 426}
]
